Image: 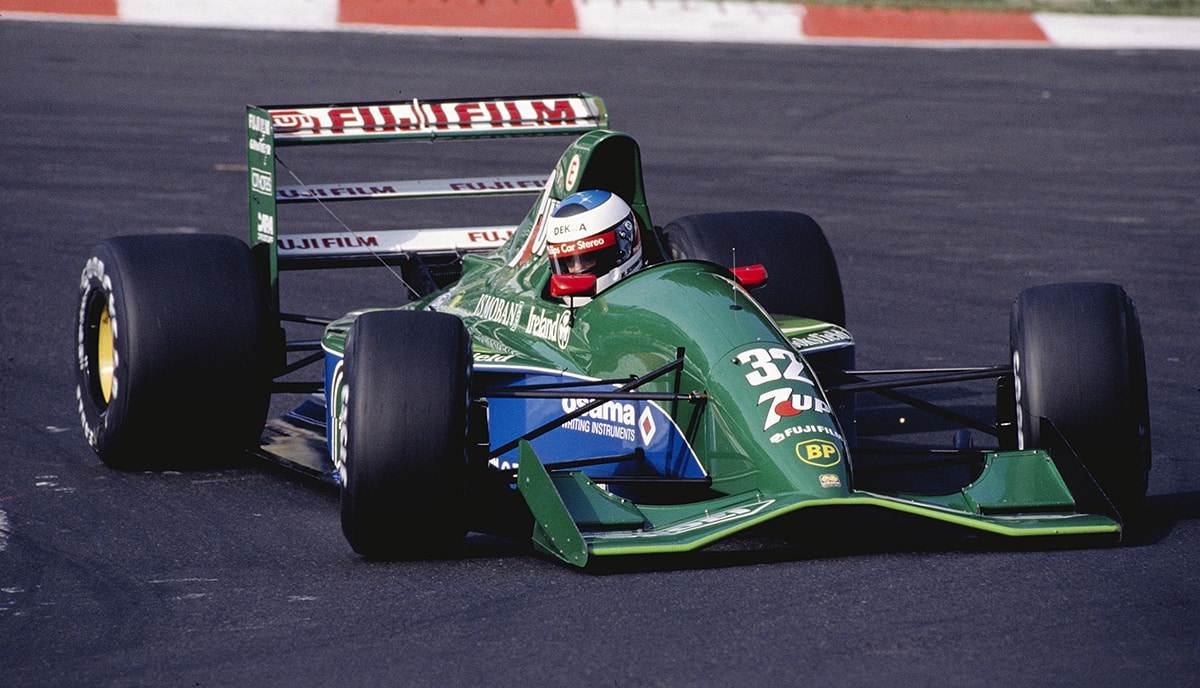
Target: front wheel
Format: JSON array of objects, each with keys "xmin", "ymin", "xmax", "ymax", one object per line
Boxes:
[
  {"xmin": 1010, "ymin": 282, "xmax": 1151, "ymax": 516},
  {"xmin": 338, "ymin": 310, "xmax": 472, "ymax": 559}
]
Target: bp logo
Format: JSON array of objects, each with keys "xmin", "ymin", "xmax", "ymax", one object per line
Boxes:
[{"xmin": 796, "ymin": 439, "xmax": 841, "ymax": 467}]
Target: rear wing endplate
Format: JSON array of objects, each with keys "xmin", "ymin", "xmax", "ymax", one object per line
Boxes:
[{"xmin": 246, "ymin": 94, "xmax": 608, "ymax": 306}]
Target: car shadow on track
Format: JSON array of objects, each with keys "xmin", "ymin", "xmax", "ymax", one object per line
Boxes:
[{"xmin": 1122, "ymin": 490, "xmax": 1200, "ymax": 548}]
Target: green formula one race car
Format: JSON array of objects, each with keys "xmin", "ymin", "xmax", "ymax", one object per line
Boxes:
[{"xmin": 75, "ymin": 94, "xmax": 1150, "ymax": 567}]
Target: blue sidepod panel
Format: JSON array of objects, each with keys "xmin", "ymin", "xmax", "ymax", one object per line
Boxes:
[{"xmin": 482, "ymin": 371, "xmax": 705, "ymax": 480}]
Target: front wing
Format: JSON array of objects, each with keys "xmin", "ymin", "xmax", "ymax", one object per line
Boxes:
[{"xmin": 517, "ymin": 440, "xmax": 1122, "ymax": 567}]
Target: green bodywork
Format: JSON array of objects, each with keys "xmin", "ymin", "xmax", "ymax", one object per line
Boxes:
[{"xmin": 311, "ymin": 128, "xmax": 1121, "ymax": 566}]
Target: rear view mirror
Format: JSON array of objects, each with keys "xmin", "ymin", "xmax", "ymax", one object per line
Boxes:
[
  {"xmin": 732, "ymin": 264, "xmax": 768, "ymax": 290},
  {"xmin": 550, "ymin": 273, "xmax": 598, "ymax": 298}
]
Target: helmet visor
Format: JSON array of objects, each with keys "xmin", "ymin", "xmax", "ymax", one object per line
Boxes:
[{"xmin": 548, "ymin": 229, "xmax": 618, "ymax": 276}]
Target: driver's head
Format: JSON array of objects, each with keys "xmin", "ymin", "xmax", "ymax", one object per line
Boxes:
[{"xmin": 546, "ymin": 190, "xmax": 642, "ymax": 294}]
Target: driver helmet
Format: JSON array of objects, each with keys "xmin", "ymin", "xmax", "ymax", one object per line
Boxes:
[{"xmin": 546, "ymin": 190, "xmax": 642, "ymax": 294}]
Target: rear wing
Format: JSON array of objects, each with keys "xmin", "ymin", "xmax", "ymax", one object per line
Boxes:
[{"xmin": 246, "ymin": 93, "xmax": 608, "ymax": 306}]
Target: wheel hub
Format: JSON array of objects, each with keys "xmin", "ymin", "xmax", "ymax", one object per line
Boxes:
[{"xmin": 96, "ymin": 306, "xmax": 114, "ymax": 404}]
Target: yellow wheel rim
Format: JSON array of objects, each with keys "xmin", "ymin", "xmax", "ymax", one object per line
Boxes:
[{"xmin": 97, "ymin": 307, "xmax": 115, "ymax": 403}]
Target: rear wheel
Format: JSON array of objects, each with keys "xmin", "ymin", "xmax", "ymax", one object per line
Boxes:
[
  {"xmin": 338, "ymin": 310, "xmax": 472, "ymax": 559},
  {"xmin": 75, "ymin": 234, "xmax": 275, "ymax": 470},
  {"xmin": 1010, "ymin": 282, "xmax": 1151, "ymax": 516}
]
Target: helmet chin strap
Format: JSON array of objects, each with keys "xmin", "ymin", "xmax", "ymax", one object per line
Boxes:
[{"xmin": 594, "ymin": 246, "xmax": 644, "ymax": 294}]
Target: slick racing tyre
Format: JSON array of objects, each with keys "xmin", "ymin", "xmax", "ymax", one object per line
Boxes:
[
  {"xmin": 1010, "ymin": 282, "xmax": 1151, "ymax": 516},
  {"xmin": 75, "ymin": 234, "xmax": 275, "ymax": 470},
  {"xmin": 338, "ymin": 310, "xmax": 471, "ymax": 560},
  {"xmin": 661, "ymin": 211, "xmax": 845, "ymax": 326}
]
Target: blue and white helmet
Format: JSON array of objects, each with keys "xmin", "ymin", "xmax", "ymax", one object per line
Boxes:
[{"xmin": 546, "ymin": 190, "xmax": 642, "ymax": 294}]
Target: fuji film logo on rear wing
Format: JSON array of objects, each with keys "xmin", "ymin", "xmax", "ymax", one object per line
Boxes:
[{"xmin": 268, "ymin": 96, "xmax": 603, "ymax": 141}]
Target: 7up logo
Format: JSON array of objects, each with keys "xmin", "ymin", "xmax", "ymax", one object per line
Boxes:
[{"xmin": 757, "ymin": 388, "xmax": 832, "ymax": 431}]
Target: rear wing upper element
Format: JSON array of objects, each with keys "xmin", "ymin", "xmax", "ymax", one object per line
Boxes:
[{"xmin": 246, "ymin": 94, "xmax": 609, "ymax": 306}]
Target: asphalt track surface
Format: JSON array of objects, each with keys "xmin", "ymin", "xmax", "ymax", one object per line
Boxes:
[{"xmin": 2, "ymin": 19, "xmax": 1199, "ymax": 687}]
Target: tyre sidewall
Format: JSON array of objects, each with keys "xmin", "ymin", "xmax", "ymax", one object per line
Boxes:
[{"xmin": 77, "ymin": 244, "xmax": 137, "ymax": 462}]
